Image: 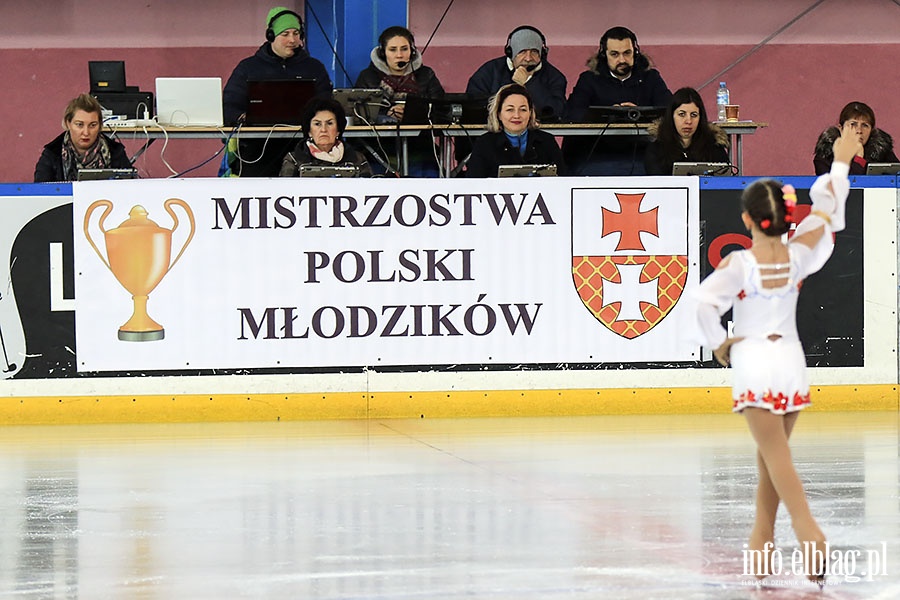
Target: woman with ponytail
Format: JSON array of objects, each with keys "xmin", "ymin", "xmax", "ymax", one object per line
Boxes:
[{"xmin": 693, "ymin": 124, "xmax": 860, "ymax": 585}]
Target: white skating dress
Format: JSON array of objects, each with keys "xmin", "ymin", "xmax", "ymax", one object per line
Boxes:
[{"xmin": 695, "ymin": 162, "xmax": 849, "ymax": 414}]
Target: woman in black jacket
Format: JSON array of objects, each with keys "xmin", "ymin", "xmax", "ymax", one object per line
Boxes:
[
  {"xmin": 644, "ymin": 87, "xmax": 729, "ymax": 176},
  {"xmin": 280, "ymin": 97, "xmax": 372, "ymax": 177},
  {"xmin": 354, "ymin": 26, "xmax": 444, "ymax": 176},
  {"xmin": 34, "ymin": 93, "xmax": 131, "ymax": 182},
  {"xmin": 813, "ymin": 101, "xmax": 897, "ymax": 175},
  {"xmin": 466, "ymin": 83, "xmax": 565, "ymax": 178}
]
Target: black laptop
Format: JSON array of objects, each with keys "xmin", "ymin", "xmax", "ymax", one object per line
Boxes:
[{"xmin": 245, "ymin": 79, "xmax": 317, "ymax": 126}]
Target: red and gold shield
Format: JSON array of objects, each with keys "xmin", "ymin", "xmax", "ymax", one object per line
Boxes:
[{"xmin": 572, "ymin": 190, "xmax": 689, "ymax": 339}]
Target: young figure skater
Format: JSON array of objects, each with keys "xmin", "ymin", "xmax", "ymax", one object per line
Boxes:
[{"xmin": 695, "ymin": 124, "xmax": 859, "ymax": 584}]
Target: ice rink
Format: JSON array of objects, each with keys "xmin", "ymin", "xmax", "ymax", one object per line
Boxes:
[{"xmin": 1, "ymin": 411, "xmax": 898, "ymax": 599}]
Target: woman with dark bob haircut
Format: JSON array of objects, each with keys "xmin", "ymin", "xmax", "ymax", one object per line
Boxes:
[
  {"xmin": 280, "ymin": 97, "xmax": 372, "ymax": 176},
  {"xmin": 465, "ymin": 83, "xmax": 565, "ymax": 177},
  {"xmin": 813, "ymin": 101, "xmax": 897, "ymax": 175},
  {"xmin": 644, "ymin": 87, "xmax": 729, "ymax": 175}
]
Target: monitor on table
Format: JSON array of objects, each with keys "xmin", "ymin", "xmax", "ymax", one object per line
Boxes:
[
  {"xmin": 333, "ymin": 88, "xmax": 385, "ymax": 123},
  {"xmin": 299, "ymin": 165, "xmax": 360, "ymax": 178},
  {"xmin": 671, "ymin": 162, "xmax": 733, "ymax": 176},
  {"xmin": 497, "ymin": 163, "xmax": 558, "ymax": 177},
  {"xmin": 76, "ymin": 168, "xmax": 138, "ymax": 181},
  {"xmin": 89, "ymin": 61, "xmax": 127, "ymax": 94},
  {"xmin": 866, "ymin": 162, "xmax": 900, "ymax": 175}
]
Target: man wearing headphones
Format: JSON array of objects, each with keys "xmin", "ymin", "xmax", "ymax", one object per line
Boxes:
[
  {"xmin": 563, "ymin": 26, "xmax": 672, "ymax": 175},
  {"xmin": 466, "ymin": 25, "xmax": 567, "ymax": 122},
  {"xmin": 222, "ymin": 6, "xmax": 333, "ymax": 176}
]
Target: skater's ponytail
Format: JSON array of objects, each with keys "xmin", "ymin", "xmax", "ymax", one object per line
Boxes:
[{"xmin": 741, "ymin": 178, "xmax": 795, "ymax": 237}]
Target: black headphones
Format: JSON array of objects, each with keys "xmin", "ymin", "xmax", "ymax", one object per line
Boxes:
[
  {"xmin": 599, "ymin": 26, "xmax": 641, "ymax": 58},
  {"xmin": 265, "ymin": 9, "xmax": 304, "ymax": 43},
  {"xmin": 504, "ymin": 25, "xmax": 548, "ymax": 62},
  {"xmin": 376, "ymin": 26, "xmax": 418, "ymax": 62}
]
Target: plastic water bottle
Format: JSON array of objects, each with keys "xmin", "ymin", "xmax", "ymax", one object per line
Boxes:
[{"xmin": 716, "ymin": 82, "xmax": 730, "ymax": 121}]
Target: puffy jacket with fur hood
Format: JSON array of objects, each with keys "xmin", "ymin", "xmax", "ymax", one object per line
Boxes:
[{"xmin": 813, "ymin": 126, "xmax": 898, "ymax": 175}]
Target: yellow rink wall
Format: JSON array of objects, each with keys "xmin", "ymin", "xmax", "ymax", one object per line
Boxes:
[
  {"xmin": 1, "ymin": 180, "xmax": 897, "ymax": 427},
  {"xmin": 2, "ymin": 385, "xmax": 896, "ymax": 426}
]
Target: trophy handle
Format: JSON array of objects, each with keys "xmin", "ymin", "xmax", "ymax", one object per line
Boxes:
[
  {"xmin": 83, "ymin": 199, "xmax": 114, "ymax": 271},
  {"xmin": 164, "ymin": 198, "xmax": 195, "ymax": 271}
]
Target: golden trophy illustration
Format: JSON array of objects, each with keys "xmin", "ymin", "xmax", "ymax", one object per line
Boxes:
[{"xmin": 84, "ymin": 199, "xmax": 195, "ymax": 341}]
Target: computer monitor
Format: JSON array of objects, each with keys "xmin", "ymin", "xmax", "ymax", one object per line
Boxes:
[
  {"xmin": 866, "ymin": 162, "xmax": 900, "ymax": 175},
  {"xmin": 497, "ymin": 163, "xmax": 558, "ymax": 177},
  {"xmin": 402, "ymin": 93, "xmax": 489, "ymax": 125},
  {"xmin": 583, "ymin": 105, "xmax": 666, "ymax": 124},
  {"xmin": 245, "ymin": 79, "xmax": 318, "ymax": 126},
  {"xmin": 76, "ymin": 168, "xmax": 138, "ymax": 181},
  {"xmin": 671, "ymin": 162, "xmax": 733, "ymax": 176},
  {"xmin": 299, "ymin": 165, "xmax": 360, "ymax": 178},
  {"xmin": 155, "ymin": 77, "xmax": 224, "ymax": 126},
  {"xmin": 89, "ymin": 61, "xmax": 127, "ymax": 94},
  {"xmin": 333, "ymin": 88, "xmax": 385, "ymax": 124}
]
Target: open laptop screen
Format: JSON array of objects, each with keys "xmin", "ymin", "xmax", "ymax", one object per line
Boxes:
[
  {"xmin": 155, "ymin": 77, "xmax": 223, "ymax": 126},
  {"xmin": 246, "ymin": 79, "xmax": 317, "ymax": 126}
]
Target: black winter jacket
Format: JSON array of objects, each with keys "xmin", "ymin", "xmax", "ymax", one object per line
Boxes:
[
  {"xmin": 466, "ymin": 57, "xmax": 567, "ymax": 122},
  {"xmin": 564, "ymin": 55, "xmax": 672, "ymax": 122},
  {"xmin": 223, "ymin": 44, "xmax": 332, "ymax": 125},
  {"xmin": 813, "ymin": 126, "xmax": 898, "ymax": 175},
  {"xmin": 34, "ymin": 132, "xmax": 131, "ymax": 183},
  {"xmin": 643, "ymin": 121, "xmax": 730, "ymax": 175},
  {"xmin": 279, "ymin": 141, "xmax": 372, "ymax": 177},
  {"xmin": 466, "ymin": 129, "xmax": 565, "ymax": 178}
]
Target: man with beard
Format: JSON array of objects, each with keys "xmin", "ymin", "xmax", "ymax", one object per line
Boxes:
[
  {"xmin": 563, "ymin": 26, "xmax": 672, "ymax": 175},
  {"xmin": 467, "ymin": 25, "xmax": 567, "ymax": 122}
]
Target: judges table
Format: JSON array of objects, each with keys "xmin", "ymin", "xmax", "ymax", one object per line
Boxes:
[
  {"xmin": 106, "ymin": 121, "xmax": 767, "ymax": 177},
  {"xmin": 435, "ymin": 121, "xmax": 767, "ymax": 176}
]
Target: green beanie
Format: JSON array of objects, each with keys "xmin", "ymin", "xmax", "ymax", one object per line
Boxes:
[{"xmin": 266, "ymin": 7, "xmax": 301, "ymax": 38}]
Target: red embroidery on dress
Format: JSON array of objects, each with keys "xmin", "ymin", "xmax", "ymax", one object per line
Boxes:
[
  {"xmin": 737, "ymin": 290, "xmax": 747, "ymax": 300},
  {"xmin": 734, "ymin": 389, "xmax": 811, "ymax": 412}
]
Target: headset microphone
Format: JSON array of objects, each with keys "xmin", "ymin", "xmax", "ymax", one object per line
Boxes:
[
  {"xmin": 396, "ymin": 61, "xmax": 408, "ymax": 69},
  {"xmin": 525, "ymin": 64, "xmax": 537, "ymax": 72}
]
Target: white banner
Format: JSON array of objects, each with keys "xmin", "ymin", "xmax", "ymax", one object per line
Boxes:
[{"xmin": 73, "ymin": 177, "xmax": 700, "ymax": 371}]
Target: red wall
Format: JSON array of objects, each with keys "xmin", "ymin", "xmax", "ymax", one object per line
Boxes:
[{"xmin": 4, "ymin": 1, "xmax": 900, "ymax": 181}]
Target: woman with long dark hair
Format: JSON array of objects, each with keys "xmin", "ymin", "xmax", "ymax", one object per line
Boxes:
[{"xmin": 644, "ymin": 87, "xmax": 729, "ymax": 175}]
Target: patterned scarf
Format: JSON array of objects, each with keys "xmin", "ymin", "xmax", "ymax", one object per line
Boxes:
[
  {"xmin": 380, "ymin": 73, "xmax": 420, "ymax": 100},
  {"xmin": 307, "ymin": 140, "xmax": 345, "ymax": 163},
  {"xmin": 61, "ymin": 132, "xmax": 112, "ymax": 181}
]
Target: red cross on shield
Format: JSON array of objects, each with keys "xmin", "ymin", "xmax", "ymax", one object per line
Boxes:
[{"xmin": 572, "ymin": 188, "xmax": 690, "ymax": 339}]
